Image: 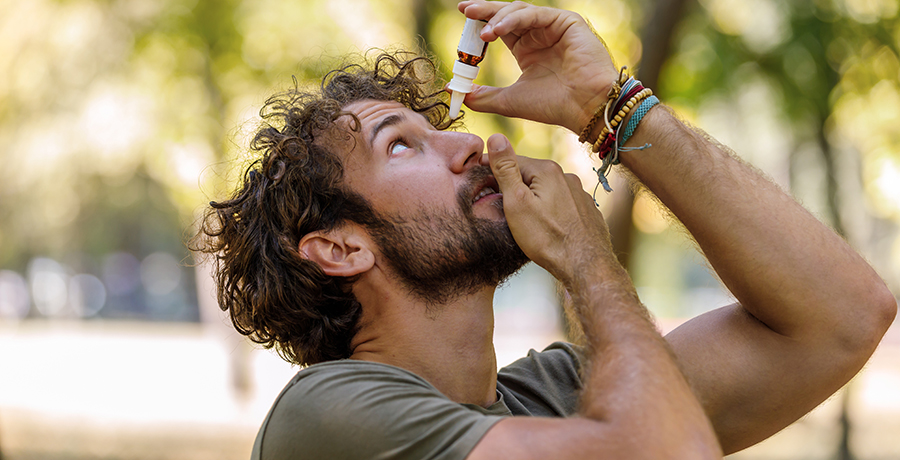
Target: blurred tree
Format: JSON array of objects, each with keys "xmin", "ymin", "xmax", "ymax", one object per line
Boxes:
[
  {"xmin": 413, "ymin": 0, "xmax": 440, "ymax": 56},
  {"xmin": 607, "ymin": 0, "xmax": 694, "ymax": 272},
  {"xmin": 657, "ymin": 1, "xmax": 900, "ymax": 458},
  {"xmin": 661, "ymin": 0, "xmax": 900, "ymax": 238}
]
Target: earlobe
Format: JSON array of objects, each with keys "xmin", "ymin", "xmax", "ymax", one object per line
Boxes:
[{"xmin": 299, "ymin": 228, "xmax": 374, "ymax": 277}]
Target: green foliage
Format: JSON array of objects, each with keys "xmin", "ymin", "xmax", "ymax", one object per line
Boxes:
[
  {"xmin": 663, "ymin": 0, "xmax": 900, "ymax": 126},
  {"xmin": 2, "ymin": 0, "xmax": 897, "ymax": 319}
]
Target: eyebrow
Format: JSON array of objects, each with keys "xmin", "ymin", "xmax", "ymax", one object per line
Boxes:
[{"xmin": 368, "ymin": 113, "xmax": 406, "ymax": 148}]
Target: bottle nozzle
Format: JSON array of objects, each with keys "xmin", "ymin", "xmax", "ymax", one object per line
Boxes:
[
  {"xmin": 447, "ymin": 60, "xmax": 480, "ymax": 120},
  {"xmin": 449, "ymin": 91, "xmax": 465, "ymax": 119}
]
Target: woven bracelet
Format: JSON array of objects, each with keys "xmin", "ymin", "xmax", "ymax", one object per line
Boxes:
[{"xmin": 620, "ymin": 95, "xmax": 659, "ymax": 145}]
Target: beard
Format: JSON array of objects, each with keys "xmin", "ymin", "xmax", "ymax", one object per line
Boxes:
[{"xmin": 362, "ymin": 166, "xmax": 530, "ymax": 306}]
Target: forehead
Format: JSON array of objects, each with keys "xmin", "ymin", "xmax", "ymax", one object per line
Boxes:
[
  {"xmin": 344, "ymin": 99, "xmax": 410, "ymax": 127},
  {"xmin": 331, "ymin": 99, "xmax": 431, "ymax": 157}
]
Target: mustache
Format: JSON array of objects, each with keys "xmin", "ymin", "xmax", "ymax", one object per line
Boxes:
[{"xmin": 460, "ymin": 165, "xmax": 494, "ymax": 196}]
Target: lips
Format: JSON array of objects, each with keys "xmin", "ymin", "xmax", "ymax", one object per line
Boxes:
[
  {"xmin": 472, "ymin": 176, "xmax": 501, "ymax": 204},
  {"xmin": 473, "ymin": 186, "xmax": 497, "ymax": 202}
]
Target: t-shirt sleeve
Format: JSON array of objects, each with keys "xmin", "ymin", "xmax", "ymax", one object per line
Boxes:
[
  {"xmin": 497, "ymin": 342, "xmax": 584, "ymax": 417},
  {"xmin": 254, "ymin": 361, "xmax": 504, "ymax": 460}
]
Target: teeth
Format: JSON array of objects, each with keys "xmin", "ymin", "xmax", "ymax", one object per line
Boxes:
[{"xmin": 474, "ymin": 186, "xmax": 496, "ymax": 202}]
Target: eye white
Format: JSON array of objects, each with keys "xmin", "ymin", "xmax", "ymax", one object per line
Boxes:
[{"xmin": 390, "ymin": 142, "xmax": 409, "ymax": 155}]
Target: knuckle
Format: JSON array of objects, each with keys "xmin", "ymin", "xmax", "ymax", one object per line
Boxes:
[
  {"xmin": 494, "ymin": 158, "xmax": 519, "ymax": 175},
  {"xmin": 539, "ymin": 160, "xmax": 563, "ymax": 175},
  {"xmin": 564, "ymin": 172, "xmax": 583, "ymax": 187},
  {"xmin": 514, "ymin": 187, "xmax": 530, "ymax": 201}
]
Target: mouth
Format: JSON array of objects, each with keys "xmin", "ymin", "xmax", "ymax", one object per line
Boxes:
[{"xmin": 472, "ymin": 176, "xmax": 501, "ymax": 204}]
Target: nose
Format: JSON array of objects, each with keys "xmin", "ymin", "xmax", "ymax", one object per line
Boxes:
[{"xmin": 438, "ymin": 130, "xmax": 484, "ymax": 174}]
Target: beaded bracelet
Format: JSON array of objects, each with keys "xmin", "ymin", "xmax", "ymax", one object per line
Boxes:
[
  {"xmin": 592, "ymin": 88, "xmax": 653, "ymax": 155},
  {"xmin": 578, "ymin": 67, "xmax": 630, "ymax": 144},
  {"xmin": 591, "ymin": 89, "xmax": 655, "ymax": 196},
  {"xmin": 578, "ymin": 70, "xmax": 658, "ymax": 197},
  {"xmin": 594, "ymin": 87, "xmax": 652, "ymax": 143}
]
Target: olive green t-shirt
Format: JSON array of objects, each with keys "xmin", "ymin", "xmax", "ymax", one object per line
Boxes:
[{"xmin": 251, "ymin": 342, "xmax": 583, "ymax": 460}]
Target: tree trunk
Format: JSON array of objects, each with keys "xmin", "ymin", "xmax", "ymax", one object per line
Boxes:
[
  {"xmin": 608, "ymin": 0, "xmax": 691, "ymax": 271},
  {"xmin": 412, "ymin": 0, "xmax": 436, "ymax": 56},
  {"xmin": 838, "ymin": 384, "xmax": 855, "ymax": 460}
]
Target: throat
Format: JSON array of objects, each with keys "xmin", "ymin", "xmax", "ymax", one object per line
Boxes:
[{"xmin": 349, "ymin": 290, "xmax": 499, "ymax": 407}]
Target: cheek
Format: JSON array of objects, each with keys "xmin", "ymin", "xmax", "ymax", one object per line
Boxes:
[
  {"xmin": 350, "ymin": 158, "xmax": 462, "ymax": 214},
  {"xmin": 383, "ymin": 178, "xmax": 461, "ymax": 216}
]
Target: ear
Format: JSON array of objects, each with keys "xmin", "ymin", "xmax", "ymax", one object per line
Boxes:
[{"xmin": 298, "ymin": 226, "xmax": 375, "ymax": 277}]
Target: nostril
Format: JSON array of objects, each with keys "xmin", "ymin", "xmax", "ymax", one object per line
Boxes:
[{"xmin": 446, "ymin": 132, "xmax": 485, "ymax": 172}]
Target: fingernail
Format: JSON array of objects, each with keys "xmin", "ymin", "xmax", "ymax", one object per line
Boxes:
[
  {"xmin": 481, "ymin": 23, "xmax": 493, "ymax": 37},
  {"xmin": 488, "ymin": 134, "xmax": 508, "ymax": 152}
]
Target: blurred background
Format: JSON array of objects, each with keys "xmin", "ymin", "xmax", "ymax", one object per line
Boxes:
[{"xmin": 0, "ymin": 0, "xmax": 898, "ymax": 458}]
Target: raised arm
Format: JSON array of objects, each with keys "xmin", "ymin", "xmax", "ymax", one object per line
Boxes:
[
  {"xmin": 459, "ymin": 0, "xmax": 897, "ymax": 455},
  {"xmin": 467, "ymin": 134, "xmax": 721, "ymax": 459},
  {"xmin": 619, "ymin": 106, "xmax": 896, "ymax": 453}
]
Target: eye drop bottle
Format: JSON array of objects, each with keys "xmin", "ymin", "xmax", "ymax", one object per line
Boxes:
[{"xmin": 448, "ymin": 18, "xmax": 488, "ymax": 119}]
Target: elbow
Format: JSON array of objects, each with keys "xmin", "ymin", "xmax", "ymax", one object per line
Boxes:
[
  {"xmin": 809, "ymin": 278, "xmax": 897, "ymax": 393},
  {"xmin": 866, "ymin": 280, "xmax": 896, "ymax": 342},
  {"xmin": 843, "ymin": 279, "xmax": 896, "ymax": 356}
]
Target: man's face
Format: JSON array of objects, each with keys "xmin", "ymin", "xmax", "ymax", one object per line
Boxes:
[{"xmin": 336, "ymin": 99, "xmax": 529, "ymax": 304}]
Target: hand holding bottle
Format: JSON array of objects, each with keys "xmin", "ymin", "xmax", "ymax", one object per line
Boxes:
[{"xmin": 457, "ymin": 0, "xmax": 618, "ymax": 134}]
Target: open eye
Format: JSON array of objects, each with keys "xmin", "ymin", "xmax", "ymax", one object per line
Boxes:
[{"xmin": 390, "ymin": 140, "xmax": 410, "ymax": 155}]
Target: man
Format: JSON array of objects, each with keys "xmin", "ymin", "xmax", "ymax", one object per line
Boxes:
[{"xmin": 193, "ymin": 1, "xmax": 897, "ymax": 459}]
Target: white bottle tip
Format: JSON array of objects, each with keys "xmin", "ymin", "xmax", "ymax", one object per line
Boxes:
[{"xmin": 449, "ymin": 91, "xmax": 465, "ymax": 119}]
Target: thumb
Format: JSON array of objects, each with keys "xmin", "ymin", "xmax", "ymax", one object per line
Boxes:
[
  {"xmin": 487, "ymin": 134, "xmax": 526, "ymax": 201},
  {"xmin": 464, "ymin": 84, "xmax": 512, "ymax": 117}
]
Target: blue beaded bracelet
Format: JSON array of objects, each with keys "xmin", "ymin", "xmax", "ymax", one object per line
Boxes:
[{"xmin": 620, "ymin": 95, "xmax": 659, "ymax": 145}]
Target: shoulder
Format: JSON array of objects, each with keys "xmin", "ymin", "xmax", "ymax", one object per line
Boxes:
[
  {"xmin": 270, "ymin": 360, "xmax": 451, "ymax": 426},
  {"xmin": 497, "ymin": 342, "xmax": 584, "ymax": 417},
  {"xmin": 256, "ymin": 360, "xmax": 503, "ymax": 460},
  {"xmin": 501, "ymin": 342, "xmax": 583, "ymax": 380}
]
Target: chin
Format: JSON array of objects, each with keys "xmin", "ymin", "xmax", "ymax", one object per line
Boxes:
[{"xmin": 473, "ymin": 196, "xmax": 505, "ymax": 218}]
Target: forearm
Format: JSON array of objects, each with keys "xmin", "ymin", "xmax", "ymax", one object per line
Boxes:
[
  {"xmin": 620, "ymin": 106, "xmax": 895, "ymax": 349},
  {"xmin": 461, "ymin": 0, "xmax": 894, "ymax": 451},
  {"xmin": 566, "ymin": 253, "xmax": 721, "ymax": 458}
]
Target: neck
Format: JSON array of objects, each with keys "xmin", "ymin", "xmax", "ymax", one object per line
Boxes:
[{"xmin": 350, "ymin": 282, "xmax": 498, "ymax": 408}]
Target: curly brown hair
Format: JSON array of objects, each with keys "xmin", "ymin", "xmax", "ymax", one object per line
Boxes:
[{"xmin": 192, "ymin": 51, "xmax": 453, "ymax": 366}]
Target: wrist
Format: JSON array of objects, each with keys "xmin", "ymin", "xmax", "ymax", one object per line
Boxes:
[
  {"xmin": 617, "ymin": 104, "xmax": 670, "ymax": 167},
  {"xmin": 572, "ymin": 86, "xmax": 614, "ymax": 134},
  {"xmin": 558, "ymin": 244, "xmax": 630, "ymax": 295},
  {"xmin": 578, "ymin": 70, "xmax": 654, "ymax": 150},
  {"xmin": 574, "ymin": 70, "xmax": 666, "ymax": 193},
  {"xmin": 576, "ymin": 67, "xmax": 629, "ymax": 140}
]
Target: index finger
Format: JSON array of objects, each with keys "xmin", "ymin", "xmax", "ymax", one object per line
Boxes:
[
  {"xmin": 458, "ymin": 1, "xmax": 526, "ymax": 49},
  {"xmin": 458, "ymin": 3, "xmax": 525, "ymax": 25},
  {"xmin": 468, "ymin": 2, "xmax": 572, "ymax": 48}
]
